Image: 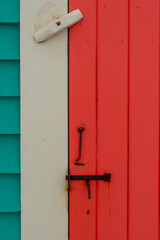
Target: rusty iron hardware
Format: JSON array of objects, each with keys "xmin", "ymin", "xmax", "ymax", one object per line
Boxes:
[
  {"xmin": 66, "ymin": 170, "xmax": 111, "ymax": 199},
  {"xmin": 74, "ymin": 126, "xmax": 85, "ymax": 166},
  {"xmin": 86, "ymin": 180, "xmax": 91, "ymax": 199}
]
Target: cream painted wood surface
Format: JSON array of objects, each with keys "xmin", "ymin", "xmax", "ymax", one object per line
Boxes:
[
  {"xmin": 21, "ymin": 0, "xmax": 68, "ymax": 239},
  {"xmin": 34, "ymin": 9, "xmax": 83, "ymax": 43}
]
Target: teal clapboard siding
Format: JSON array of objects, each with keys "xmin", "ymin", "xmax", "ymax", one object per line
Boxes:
[
  {"xmin": 0, "ymin": 24, "xmax": 20, "ymax": 60},
  {"xmin": 0, "ymin": 0, "xmax": 20, "ymax": 23},
  {"xmin": 0, "ymin": 97, "xmax": 20, "ymax": 134},
  {"xmin": 0, "ymin": 175, "xmax": 20, "ymax": 212},
  {"xmin": 0, "ymin": 135, "xmax": 20, "ymax": 173},
  {"xmin": 0, "ymin": 0, "xmax": 20, "ymax": 239},
  {"xmin": 0, "ymin": 213, "xmax": 20, "ymax": 239},
  {"xmin": 0, "ymin": 61, "xmax": 20, "ymax": 96}
]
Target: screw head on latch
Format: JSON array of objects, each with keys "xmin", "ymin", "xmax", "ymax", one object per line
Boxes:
[{"xmin": 56, "ymin": 21, "xmax": 61, "ymax": 26}]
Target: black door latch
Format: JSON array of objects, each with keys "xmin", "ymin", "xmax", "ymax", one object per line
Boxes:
[{"xmin": 66, "ymin": 171, "xmax": 111, "ymax": 199}]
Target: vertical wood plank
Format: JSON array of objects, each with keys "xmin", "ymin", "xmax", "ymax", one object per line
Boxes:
[
  {"xmin": 69, "ymin": 0, "xmax": 97, "ymax": 239},
  {"xmin": 129, "ymin": 0, "xmax": 159, "ymax": 239},
  {"xmin": 21, "ymin": 0, "xmax": 68, "ymax": 239},
  {"xmin": 97, "ymin": 0, "xmax": 128, "ymax": 239}
]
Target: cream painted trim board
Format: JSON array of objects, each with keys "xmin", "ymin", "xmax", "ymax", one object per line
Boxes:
[
  {"xmin": 21, "ymin": 0, "xmax": 68, "ymax": 239},
  {"xmin": 34, "ymin": 9, "xmax": 83, "ymax": 43}
]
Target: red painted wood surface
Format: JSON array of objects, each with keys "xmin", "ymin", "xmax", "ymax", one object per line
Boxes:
[
  {"xmin": 69, "ymin": 0, "xmax": 159, "ymax": 239},
  {"xmin": 69, "ymin": 0, "xmax": 97, "ymax": 239},
  {"xmin": 97, "ymin": 0, "xmax": 128, "ymax": 239},
  {"xmin": 129, "ymin": 0, "xmax": 159, "ymax": 239}
]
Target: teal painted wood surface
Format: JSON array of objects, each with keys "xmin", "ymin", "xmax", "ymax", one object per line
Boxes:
[
  {"xmin": 0, "ymin": 0, "xmax": 20, "ymax": 238},
  {"xmin": 0, "ymin": 135, "xmax": 20, "ymax": 173},
  {"xmin": 0, "ymin": 0, "xmax": 20, "ymax": 23},
  {"xmin": 0, "ymin": 61, "xmax": 20, "ymax": 96},
  {"xmin": 0, "ymin": 213, "xmax": 20, "ymax": 239},
  {"xmin": 0, "ymin": 24, "xmax": 20, "ymax": 60},
  {"xmin": 0, "ymin": 97, "xmax": 20, "ymax": 134},
  {"xmin": 0, "ymin": 175, "xmax": 20, "ymax": 212}
]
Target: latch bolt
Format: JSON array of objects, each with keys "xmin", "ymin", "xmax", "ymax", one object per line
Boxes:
[{"xmin": 66, "ymin": 172, "xmax": 111, "ymax": 199}]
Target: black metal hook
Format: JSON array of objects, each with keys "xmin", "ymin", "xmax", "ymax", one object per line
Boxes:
[{"xmin": 74, "ymin": 126, "xmax": 85, "ymax": 166}]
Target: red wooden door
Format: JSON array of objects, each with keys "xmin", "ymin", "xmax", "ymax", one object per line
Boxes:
[{"xmin": 69, "ymin": 0, "xmax": 159, "ymax": 240}]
